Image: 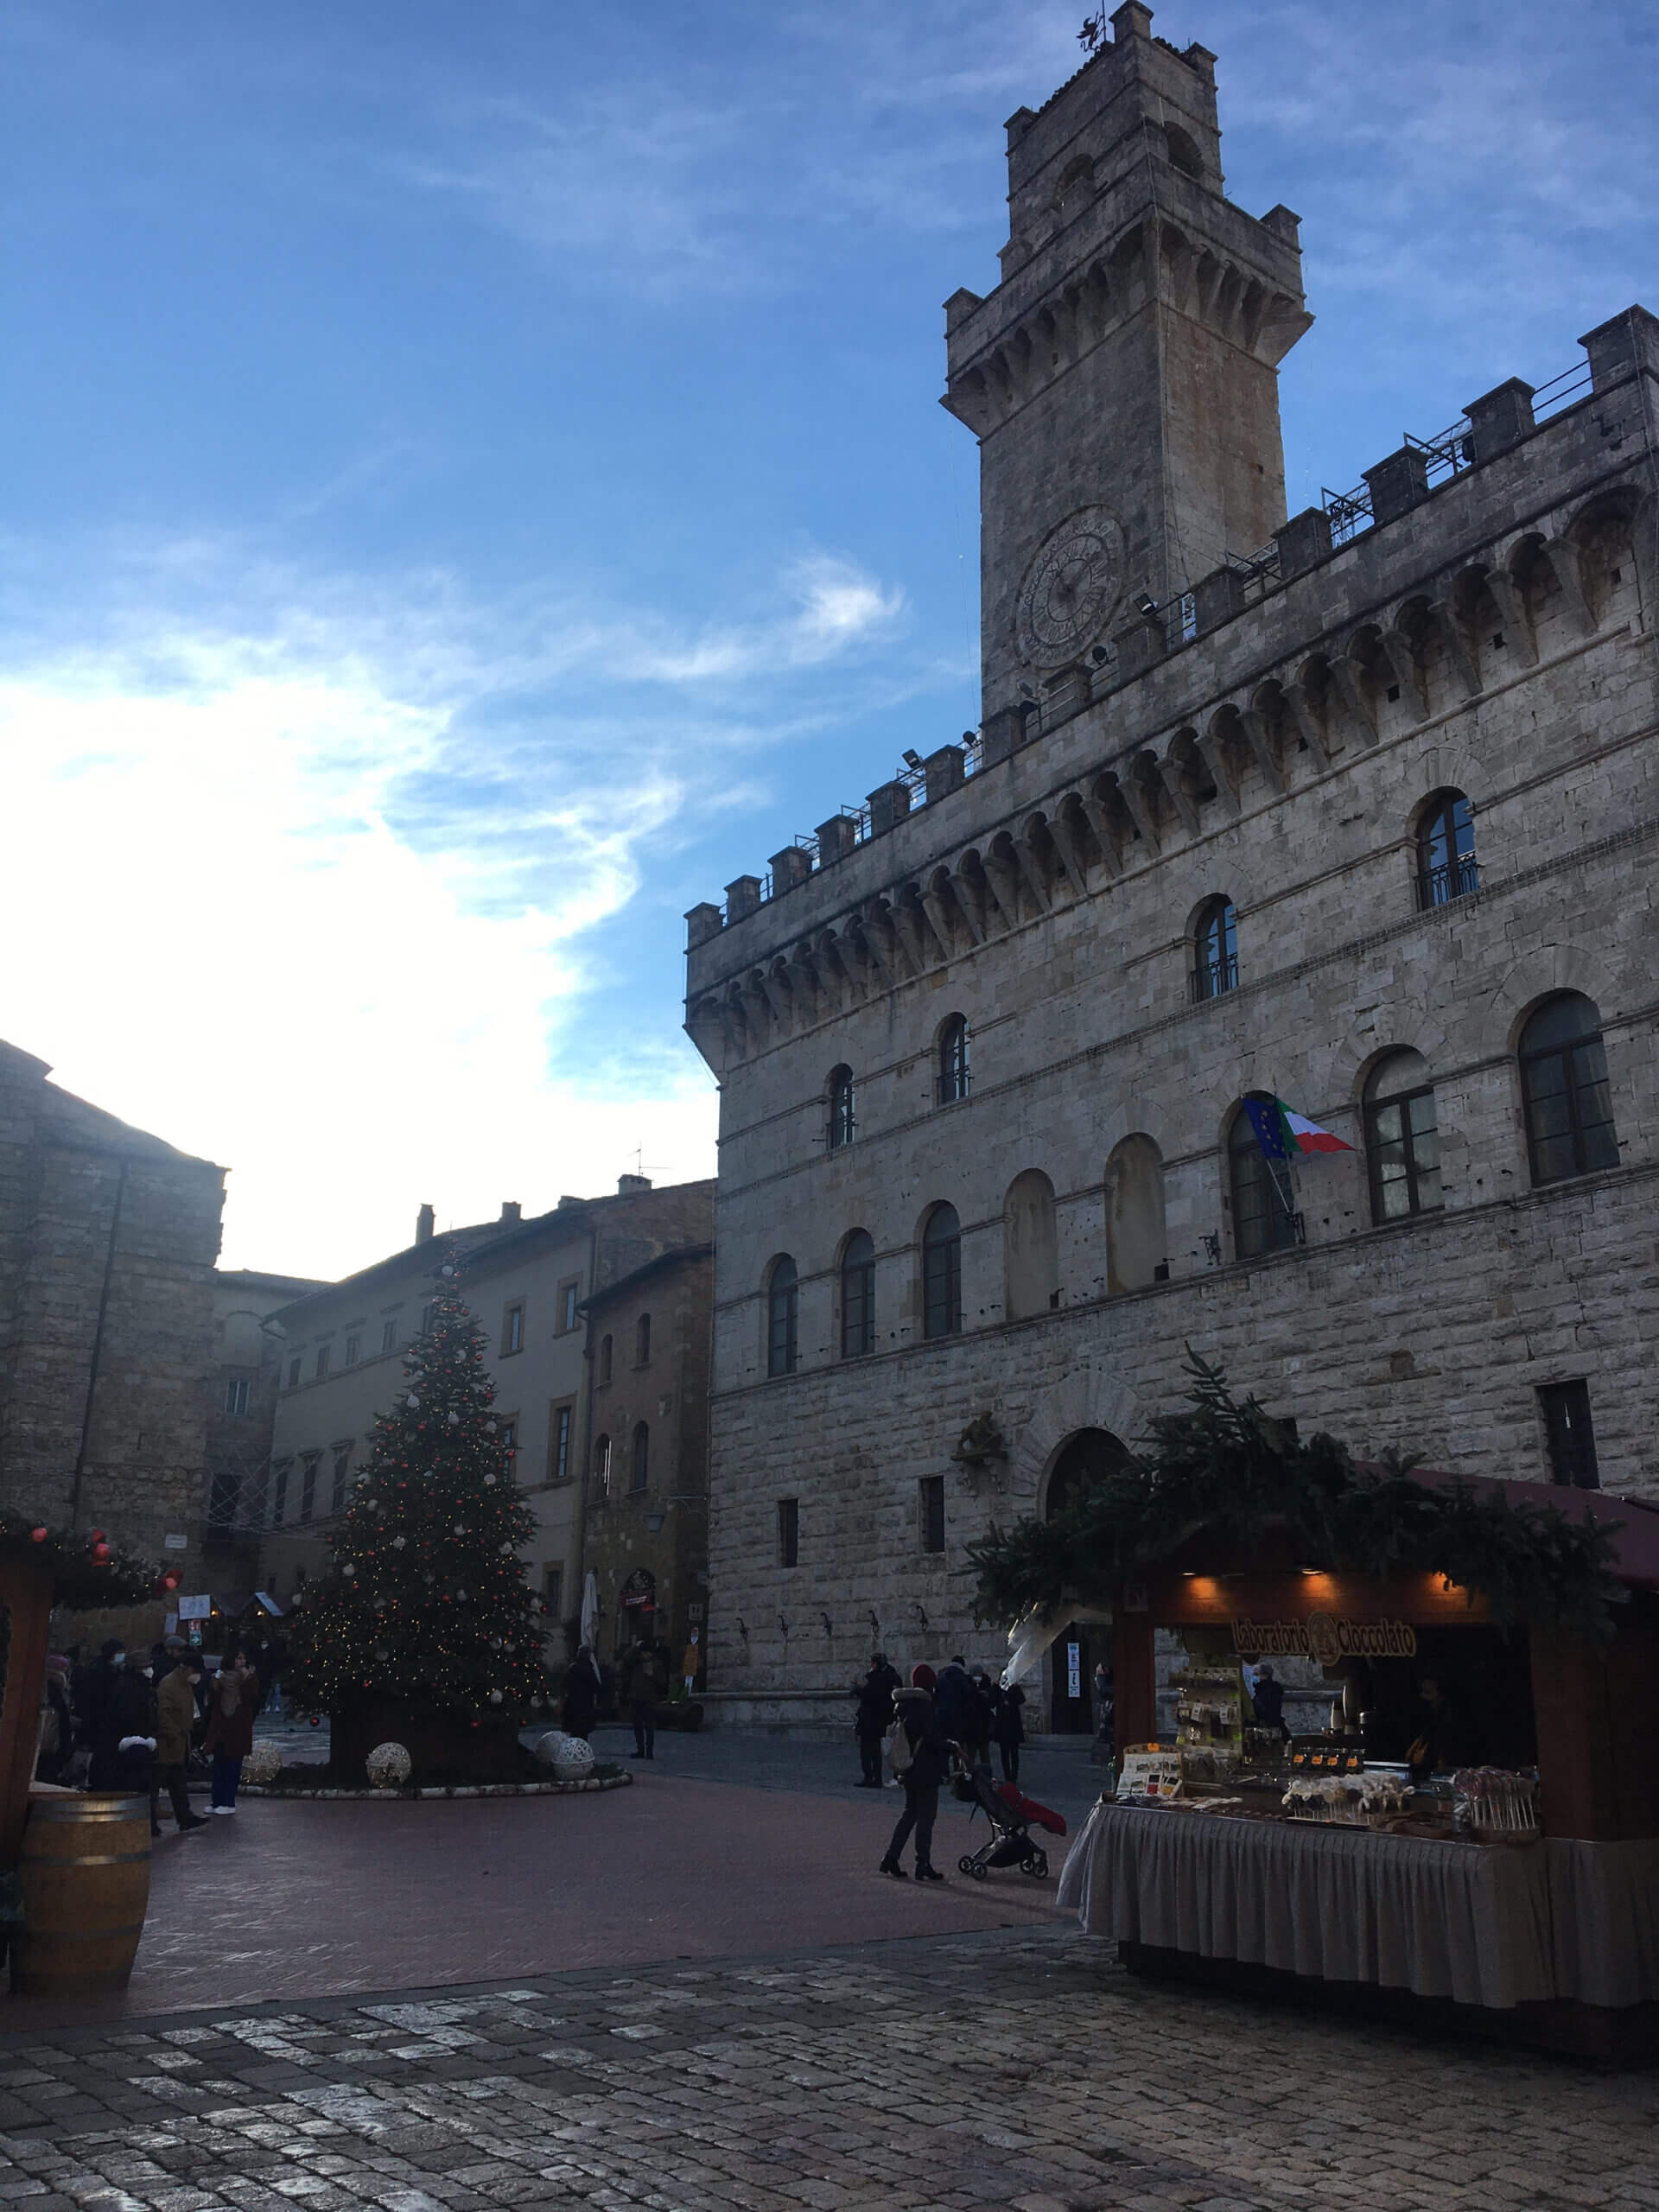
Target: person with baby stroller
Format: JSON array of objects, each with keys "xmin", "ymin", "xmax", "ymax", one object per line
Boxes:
[{"xmin": 879, "ymin": 1664, "xmax": 950, "ymax": 1880}]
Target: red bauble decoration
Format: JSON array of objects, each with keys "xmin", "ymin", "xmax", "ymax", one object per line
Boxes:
[
  {"xmin": 92, "ymin": 1541, "xmax": 111, "ymax": 1562},
  {"xmin": 29, "ymin": 1527, "xmax": 47, "ymax": 1542},
  {"xmin": 309, "ymin": 1716, "xmax": 321, "ymax": 1728},
  {"xmin": 91, "ymin": 1529, "xmax": 105, "ymax": 1542}
]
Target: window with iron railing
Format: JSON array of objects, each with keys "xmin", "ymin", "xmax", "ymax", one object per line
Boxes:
[
  {"xmin": 1416, "ymin": 791, "xmax": 1478, "ymax": 909},
  {"xmin": 1191, "ymin": 899, "xmax": 1238, "ymax": 1002}
]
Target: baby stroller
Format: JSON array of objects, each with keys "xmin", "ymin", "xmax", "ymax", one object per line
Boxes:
[{"xmin": 950, "ymin": 1760, "xmax": 1067, "ymax": 1881}]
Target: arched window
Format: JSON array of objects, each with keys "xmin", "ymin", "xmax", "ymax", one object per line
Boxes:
[
  {"xmin": 593, "ymin": 1433, "xmax": 612, "ymax": 1501},
  {"xmin": 766, "ymin": 1255, "xmax": 799, "ymax": 1376},
  {"xmin": 1519, "ymin": 994, "xmax": 1618, "ymax": 1185},
  {"xmin": 1163, "ymin": 124, "xmax": 1203, "ymax": 179},
  {"xmin": 938, "ymin": 1014, "xmax": 971, "ymax": 1105},
  {"xmin": 631, "ymin": 1421, "xmax": 650, "ymax": 1491},
  {"xmin": 1228, "ymin": 1094, "xmax": 1299, "ymax": 1258},
  {"xmin": 636, "ymin": 1312, "xmax": 651, "ymax": 1365},
  {"xmin": 1105, "ymin": 1134, "xmax": 1166, "ymax": 1292},
  {"xmin": 1364, "ymin": 1050, "xmax": 1441, "ymax": 1222},
  {"xmin": 840, "ymin": 1230, "xmax": 875, "ymax": 1359},
  {"xmin": 598, "ymin": 1333, "xmax": 613, "ymax": 1385},
  {"xmin": 1003, "ymin": 1169, "xmax": 1058, "ymax": 1319},
  {"xmin": 1417, "ymin": 790, "xmax": 1478, "ymax": 907},
  {"xmin": 922, "ymin": 1205, "xmax": 962, "ymax": 1339},
  {"xmin": 827, "ymin": 1065, "xmax": 855, "ymax": 1150},
  {"xmin": 1192, "ymin": 898, "xmax": 1237, "ymax": 1001}
]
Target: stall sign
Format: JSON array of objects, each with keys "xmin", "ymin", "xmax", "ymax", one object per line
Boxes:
[
  {"xmin": 620, "ymin": 1568, "xmax": 658, "ymax": 1612},
  {"xmin": 177, "ymin": 1593, "xmax": 212, "ymax": 1622},
  {"xmin": 1066, "ymin": 1641, "xmax": 1081, "ymax": 1700},
  {"xmin": 1231, "ymin": 1611, "xmax": 1416, "ymax": 1665}
]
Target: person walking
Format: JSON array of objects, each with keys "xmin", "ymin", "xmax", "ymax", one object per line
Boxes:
[
  {"xmin": 624, "ymin": 1637, "xmax": 666, "ymax": 1760},
  {"xmin": 680, "ymin": 1627, "xmax": 701, "ymax": 1695},
  {"xmin": 106, "ymin": 1658, "xmax": 159, "ymax": 1810},
  {"xmin": 851, "ymin": 1652, "xmax": 900, "ymax": 1786},
  {"xmin": 563, "ymin": 1643, "xmax": 601, "ymax": 1740},
  {"xmin": 153, "ymin": 1653, "xmax": 209, "ymax": 1834},
  {"xmin": 203, "ymin": 1649, "xmax": 258, "ymax": 1814},
  {"xmin": 992, "ymin": 1677, "xmax": 1027, "ymax": 1783},
  {"xmin": 931, "ymin": 1655, "xmax": 974, "ymax": 1751},
  {"xmin": 880, "ymin": 1663, "xmax": 950, "ymax": 1882}
]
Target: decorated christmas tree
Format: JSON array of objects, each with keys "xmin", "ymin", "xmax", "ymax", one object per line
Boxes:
[{"xmin": 286, "ymin": 1268, "xmax": 550, "ymax": 1744}]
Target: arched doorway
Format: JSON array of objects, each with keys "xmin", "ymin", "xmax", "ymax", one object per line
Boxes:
[{"xmin": 1045, "ymin": 1427, "xmax": 1128, "ymax": 1733}]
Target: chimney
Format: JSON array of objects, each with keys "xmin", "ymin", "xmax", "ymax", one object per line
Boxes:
[
  {"xmin": 618, "ymin": 1173, "xmax": 652, "ymax": 1194},
  {"xmin": 499, "ymin": 1200, "xmax": 522, "ymax": 1225},
  {"xmin": 415, "ymin": 1203, "xmax": 435, "ymax": 1245}
]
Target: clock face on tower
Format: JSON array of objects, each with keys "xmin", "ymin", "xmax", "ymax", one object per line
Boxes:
[{"xmin": 1014, "ymin": 507, "xmax": 1127, "ymax": 668}]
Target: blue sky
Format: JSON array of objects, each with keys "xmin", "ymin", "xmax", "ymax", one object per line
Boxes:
[{"xmin": 2, "ymin": 0, "xmax": 1653, "ymax": 1278}]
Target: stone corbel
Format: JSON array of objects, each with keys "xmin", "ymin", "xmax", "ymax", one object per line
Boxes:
[
  {"xmin": 756, "ymin": 964, "xmax": 793, "ymax": 1029},
  {"xmin": 785, "ymin": 957, "xmax": 820, "ymax": 1024},
  {"xmin": 982, "ymin": 850, "xmax": 1024, "ymax": 929},
  {"xmin": 1481, "ymin": 569, "xmax": 1537, "ymax": 666},
  {"xmin": 1012, "ymin": 832, "xmax": 1055, "ymax": 912},
  {"xmin": 1543, "ymin": 537, "xmax": 1595, "ymax": 636},
  {"xmin": 1195, "ymin": 731, "xmax": 1241, "ymax": 817},
  {"xmin": 1156, "ymin": 754, "xmax": 1201, "ymax": 835},
  {"xmin": 1283, "ymin": 683, "xmax": 1333, "ymax": 770},
  {"xmin": 1079, "ymin": 795, "xmax": 1124, "ymax": 880},
  {"xmin": 1427, "ymin": 600, "xmax": 1482, "ymax": 698},
  {"xmin": 950, "ymin": 868, "xmax": 990, "ymax": 944},
  {"xmin": 1240, "ymin": 709, "xmax": 1287, "ymax": 795},
  {"xmin": 1046, "ymin": 812, "xmax": 1090, "ymax": 900},
  {"xmin": 892, "ymin": 897, "xmax": 931, "ymax": 976},
  {"xmin": 928, "ymin": 879, "xmax": 973, "ymax": 950},
  {"xmin": 1117, "ymin": 760, "xmax": 1163, "ymax": 852},
  {"xmin": 1380, "ymin": 628, "xmax": 1428, "ymax": 719},
  {"xmin": 1331, "ymin": 655, "xmax": 1380, "ymax": 747},
  {"xmin": 859, "ymin": 907, "xmax": 895, "ymax": 982}
]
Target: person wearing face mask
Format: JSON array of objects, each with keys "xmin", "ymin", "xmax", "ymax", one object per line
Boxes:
[{"xmin": 203, "ymin": 1649, "xmax": 259, "ymax": 1814}]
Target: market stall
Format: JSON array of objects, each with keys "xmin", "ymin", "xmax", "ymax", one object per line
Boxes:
[
  {"xmin": 971, "ymin": 1361, "xmax": 1659, "ymax": 2057},
  {"xmin": 1057, "ymin": 1501, "xmax": 1659, "ymax": 2053}
]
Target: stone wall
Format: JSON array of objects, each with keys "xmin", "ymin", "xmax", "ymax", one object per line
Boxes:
[{"xmin": 0, "ymin": 1041, "xmax": 225, "ymax": 1567}]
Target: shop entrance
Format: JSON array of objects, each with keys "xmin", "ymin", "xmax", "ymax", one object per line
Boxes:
[{"xmin": 1044, "ymin": 1427, "xmax": 1128, "ymax": 1733}]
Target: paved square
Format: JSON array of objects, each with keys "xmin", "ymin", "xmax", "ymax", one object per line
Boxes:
[{"xmin": 3, "ymin": 1929, "xmax": 1656, "ymax": 2211}]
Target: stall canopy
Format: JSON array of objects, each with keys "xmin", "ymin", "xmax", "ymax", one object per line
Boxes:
[{"xmin": 1402, "ymin": 1470, "xmax": 1659, "ymax": 1592}]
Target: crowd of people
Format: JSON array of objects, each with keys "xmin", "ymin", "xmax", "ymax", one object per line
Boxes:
[{"xmin": 36, "ymin": 1634, "xmax": 281, "ymax": 1830}]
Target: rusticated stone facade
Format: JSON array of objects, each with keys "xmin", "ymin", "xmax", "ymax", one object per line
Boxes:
[
  {"xmin": 0, "ymin": 1039, "xmax": 225, "ymax": 1565},
  {"xmin": 684, "ymin": 7, "xmax": 1659, "ymax": 1730}
]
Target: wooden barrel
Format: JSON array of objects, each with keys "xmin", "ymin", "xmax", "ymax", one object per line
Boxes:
[{"xmin": 10, "ymin": 1793, "xmax": 151, "ymax": 1996}]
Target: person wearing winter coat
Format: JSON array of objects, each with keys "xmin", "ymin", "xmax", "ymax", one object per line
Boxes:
[
  {"xmin": 992, "ymin": 1679, "xmax": 1027, "ymax": 1783},
  {"xmin": 850, "ymin": 1654, "xmax": 900, "ymax": 1787},
  {"xmin": 79, "ymin": 1638, "xmax": 130, "ymax": 1787},
  {"xmin": 562, "ymin": 1644, "xmax": 601, "ymax": 1740},
  {"xmin": 35, "ymin": 1656, "xmax": 74, "ymax": 1784},
  {"xmin": 203, "ymin": 1649, "xmax": 258, "ymax": 1813},
  {"xmin": 153, "ymin": 1655, "xmax": 208, "ymax": 1834},
  {"xmin": 931, "ymin": 1656, "xmax": 976, "ymax": 1747},
  {"xmin": 624, "ymin": 1637, "xmax": 667, "ymax": 1760},
  {"xmin": 880, "ymin": 1664, "xmax": 950, "ymax": 1881}
]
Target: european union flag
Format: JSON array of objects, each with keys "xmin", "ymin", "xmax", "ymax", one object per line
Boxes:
[{"xmin": 1243, "ymin": 1095, "xmax": 1292, "ymax": 1163}]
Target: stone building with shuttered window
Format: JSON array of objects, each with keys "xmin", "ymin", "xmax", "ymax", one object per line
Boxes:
[{"xmin": 683, "ymin": 5, "xmax": 1659, "ymax": 1731}]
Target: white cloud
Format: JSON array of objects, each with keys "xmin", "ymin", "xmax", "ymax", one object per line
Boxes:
[{"xmin": 0, "ymin": 531, "xmax": 909, "ymax": 1279}]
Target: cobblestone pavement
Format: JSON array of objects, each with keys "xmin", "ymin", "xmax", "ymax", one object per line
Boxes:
[{"xmin": 1, "ymin": 1928, "xmax": 1656, "ymax": 2212}]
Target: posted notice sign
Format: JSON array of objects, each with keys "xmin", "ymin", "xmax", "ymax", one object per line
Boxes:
[{"xmin": 176, "ymin": 1593, "xmax": 212, "ymax": 1622}]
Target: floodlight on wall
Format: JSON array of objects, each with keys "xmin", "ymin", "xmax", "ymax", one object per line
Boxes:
[
  {"xmin": 902, "ymin": 748, "xmax": 923, "ymax": 769},
  {"xmin": 1090, "ymin": 645, "xmax": 1110, "ymax": 665},
  {"xmin": 1135, "ymin": 594, "xmax": 1160, "ymax": 620},
  {"xmin": 645, "ymin": 1511, "xmax": 664, "ymax": 1533}
]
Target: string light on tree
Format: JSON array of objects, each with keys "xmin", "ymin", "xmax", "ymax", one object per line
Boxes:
[{"xmin": 284, "ymin": 1262, "xmax": 549, "ymax": 1724}]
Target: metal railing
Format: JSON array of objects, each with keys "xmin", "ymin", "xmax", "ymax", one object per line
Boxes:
[
  {"xmin": 1417, "ymin": 850, "xmax": 1480, "ymax": 910},
  {"xmin": 1189, "ymin": 953, "xmax": 1239, "ymax": 1002}
]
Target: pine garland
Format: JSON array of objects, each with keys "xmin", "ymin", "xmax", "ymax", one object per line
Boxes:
[
  {"xmin": 0, "ymin": 1516, "xmax": 159, "ymax": 1610},
  {"xmin": 284, "ymin": 1269, "xmax": 550, "ymax": 1720},
  {"xmin": 968, "ymin": 1351, "xmax": 1625, "ymax": 1643}
]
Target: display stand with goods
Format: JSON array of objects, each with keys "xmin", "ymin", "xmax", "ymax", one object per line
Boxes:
[
  {"xmin": 284, "ymin": 1270, "xmax": 553, "ymax": 1787},
  {"xmin": 973, "ymin": 1355, "xmax": 1659, "ymax": 2058}
]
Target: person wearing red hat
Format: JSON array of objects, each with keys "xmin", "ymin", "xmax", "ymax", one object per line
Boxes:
[{"xmin": 880, "ymin": 1663, "xmax": 950, "ymax": 1881}]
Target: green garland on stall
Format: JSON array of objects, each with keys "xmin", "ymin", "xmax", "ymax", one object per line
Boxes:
[
  {"xmin": 0, "ymin": 1514, "xmax": 161, "ymax": 1611},
  {"xmin": 967, "ymin": 1351, "xmax": 1626, "ymax": 1643}
]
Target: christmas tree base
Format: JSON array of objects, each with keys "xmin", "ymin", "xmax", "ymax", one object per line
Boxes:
[{"xmin": 331, "ymin": 1698, "xmax": 530, "ymax": 1788}]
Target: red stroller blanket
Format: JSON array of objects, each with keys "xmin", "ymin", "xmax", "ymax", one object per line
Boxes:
[{"xmin": 998, "ymin": 1782, "xmax": 1066, "ymax": 1835}]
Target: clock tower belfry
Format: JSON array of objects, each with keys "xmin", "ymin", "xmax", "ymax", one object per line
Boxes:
[{"xmin": 943, "ymin": 3, "xmax": 1312, "ymax": 727}]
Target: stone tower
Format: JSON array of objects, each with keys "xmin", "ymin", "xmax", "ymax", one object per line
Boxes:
[{"xmin": 943, "ymin": 2, "xmax": 1312, "ymax": 728}]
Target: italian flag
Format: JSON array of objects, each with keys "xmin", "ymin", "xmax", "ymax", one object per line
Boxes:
[{"xmin": 1266, "ymin": 1095, "xmax": 1352, "ymax": 1156}]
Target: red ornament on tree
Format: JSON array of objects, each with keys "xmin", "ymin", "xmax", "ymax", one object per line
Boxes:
[{"xmin": 29, "ymin": 1527, "xmax": 47, "ymax": 1543}]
